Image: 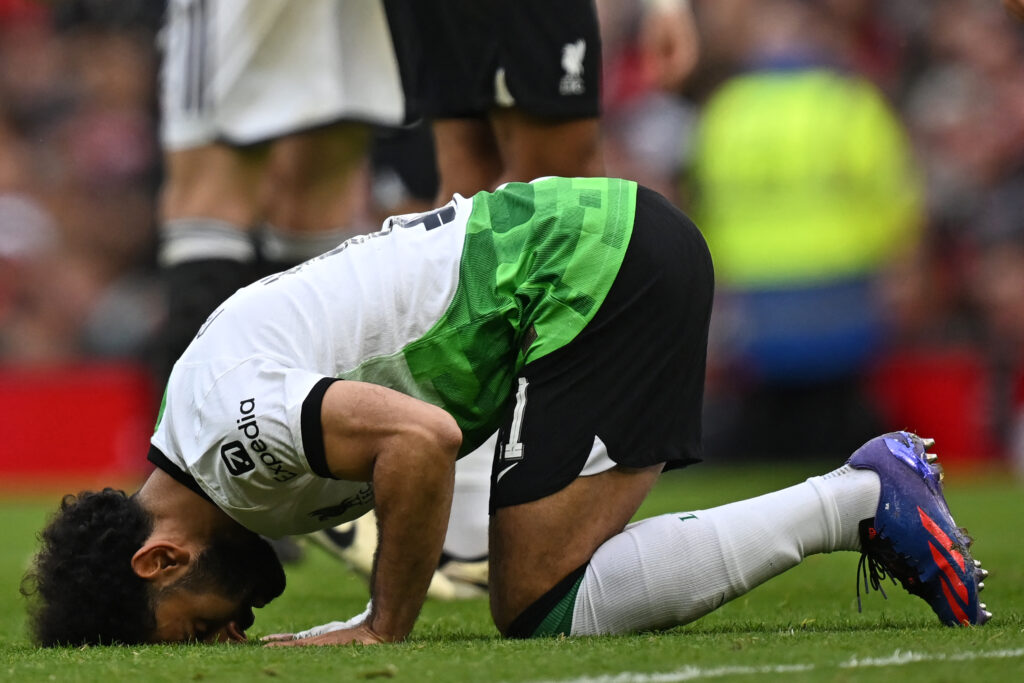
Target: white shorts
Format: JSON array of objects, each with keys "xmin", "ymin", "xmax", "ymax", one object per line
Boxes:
[{"xmin": 160, "ymin": 0, "xmax": 408, "ymax": 149}]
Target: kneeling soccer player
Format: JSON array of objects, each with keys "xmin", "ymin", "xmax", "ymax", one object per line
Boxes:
[{"xmin": 23, "ymin": 177, "xmax": 989, "ymax": 646}]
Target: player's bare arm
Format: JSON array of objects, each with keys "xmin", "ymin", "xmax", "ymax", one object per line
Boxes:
[{"xmin": 267, "ymin": 381, "xmax": 461, "ymax": 647}]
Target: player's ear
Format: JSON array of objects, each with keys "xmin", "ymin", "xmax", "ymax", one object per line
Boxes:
[{"xmin": 131, "ymin": 541, "xmax": 192, "ymax": 584}]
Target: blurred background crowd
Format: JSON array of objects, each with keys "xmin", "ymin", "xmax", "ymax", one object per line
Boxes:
[{"xmin": 1, "ymin": 0, "xmax": 1023, "ymax": 469}]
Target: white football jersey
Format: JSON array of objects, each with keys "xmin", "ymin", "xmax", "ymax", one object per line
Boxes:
[
  {"xmin": 150, "ymin": 178, "xmax": 637, "ymax": 537},
  {"xmin": 150, "ymin": 196, "xmax": 473, "ymax": 537}
]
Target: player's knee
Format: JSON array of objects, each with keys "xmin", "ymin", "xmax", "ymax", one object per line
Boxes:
[
  {"xmin": 496, "ymin": 115, "xmax": 602, "ymax": 181},
  {"xmin": 162, "ymin": 146, "xmax": 267, "ymax": 224},
  {"xmin": 495, "ymin": 563, "xmax": 588, "ymax": 639}
]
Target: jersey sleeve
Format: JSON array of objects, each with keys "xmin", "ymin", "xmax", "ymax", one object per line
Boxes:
[
  {"xmin": 166, "ymin": 357, "xmax": 375, "ymax": 537},
  {"xmin": 189, "ymin": 358, "xmax": 333, "ymax": 487}
]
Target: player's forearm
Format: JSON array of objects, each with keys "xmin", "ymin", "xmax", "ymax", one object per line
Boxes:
[{"xmin": 366, "ymin": 425, "xmax": 459, "ymax": 641}]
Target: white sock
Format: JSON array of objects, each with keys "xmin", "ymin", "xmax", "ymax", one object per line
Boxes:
[
  {"xmin": 260, "ymin": 224, "xmax": 356, "ymax": 264},
  {"xmin": 158, "ymin": 218, "xmax": 255, "ymax": 267},
  {"xmin": 569, "ymin": 465, "xmax": 880, "ymax": 635}
]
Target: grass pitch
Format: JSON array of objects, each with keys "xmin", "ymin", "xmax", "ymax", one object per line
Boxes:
[{"xmin": 2, "ymin": 462, "xmax": 1021, "ymax": 682}]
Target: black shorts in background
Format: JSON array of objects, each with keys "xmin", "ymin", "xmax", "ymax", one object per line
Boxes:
[
  {"xmin": 387, "ymin": 0, "xmax": 602, "ymax": 120},
  {"xmin": 489, "ymin": 187, "xmax": 715, "ymax": 511}
]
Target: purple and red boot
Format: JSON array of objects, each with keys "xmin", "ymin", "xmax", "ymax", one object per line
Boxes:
[{"xmin": 847, "ymin": 431, "xmax": 991, "ymax": 626}]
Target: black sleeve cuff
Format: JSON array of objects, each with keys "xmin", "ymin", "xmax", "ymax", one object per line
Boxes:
[
  {"xmin": 302, "ymin": 377, "xmax": 342, "ymax": 479},
  {"xmin": 147, "ymin": 445, "xmax": 214, "ymax": 503}
]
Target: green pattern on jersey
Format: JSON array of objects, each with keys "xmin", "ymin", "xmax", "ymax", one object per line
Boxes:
[
  {"xmin": 153, "ymin": 385, "xmax": 168, "ymax": 432},
  {"xmin": 402, "ymin": 177, "xmax": 636, "ymax": 452}
]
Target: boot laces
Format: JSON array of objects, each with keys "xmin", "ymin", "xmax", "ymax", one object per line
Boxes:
[{"xmin": 855, "ymin": 550, "xmax": 898, "ymax": 612}]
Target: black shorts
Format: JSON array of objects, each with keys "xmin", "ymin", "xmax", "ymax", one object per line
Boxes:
[
  {"xmin": 370, "ymin": 123, "xmax": 439, "ymax": 203},
  {"xmin": 387, "ymin": 0, "xmax": 602, "ymax": 120},
  {"xmin": 489, "ymin": 187, "xmax": 714, "ymax": 511}
]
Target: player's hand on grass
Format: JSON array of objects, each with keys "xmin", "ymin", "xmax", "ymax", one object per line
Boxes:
[
  {"xmin": 262, "ymin": 601, "xmax": 375, "ymax": 645},
  {"xmin": 262, "ymin": 623, "xmax": 387, "ymax": 647}
]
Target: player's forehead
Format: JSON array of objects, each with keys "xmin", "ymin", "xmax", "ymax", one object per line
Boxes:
[{"xmin": 150, "ymin": 590, "xmax": 242, "ymax": 643}]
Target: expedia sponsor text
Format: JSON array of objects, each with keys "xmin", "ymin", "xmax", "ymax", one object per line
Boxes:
[{"xmin": 235, "ymin": 397, "xmax": 298, "ymax": 482}]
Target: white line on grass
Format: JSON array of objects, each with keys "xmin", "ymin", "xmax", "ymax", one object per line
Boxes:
[
  {"xmin": 841, "ymin": 647, "xmax": 1024, "ymax": 668},
  {"xmin": 519, "ymin": 648, "xmax": 1024, "ymax": 683}
]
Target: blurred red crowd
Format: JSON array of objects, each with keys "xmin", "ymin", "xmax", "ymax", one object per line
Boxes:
[{"xmin": 0, "ymin": 0, "xmax": 1021, "ymax": 464}]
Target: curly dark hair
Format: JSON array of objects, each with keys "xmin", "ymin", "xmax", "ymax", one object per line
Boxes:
[{"xmin": 21, "ymin": 488, "xmax": 157, "ymax": 646}]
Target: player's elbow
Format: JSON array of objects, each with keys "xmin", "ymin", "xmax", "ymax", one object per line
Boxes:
[
  {"xmin": 399, "ymin": 406, "xmax": 462, "ymax": 470},
  {"xmin": 420, "ymin": 408, "xmax": 463, "ymax": 462}
]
